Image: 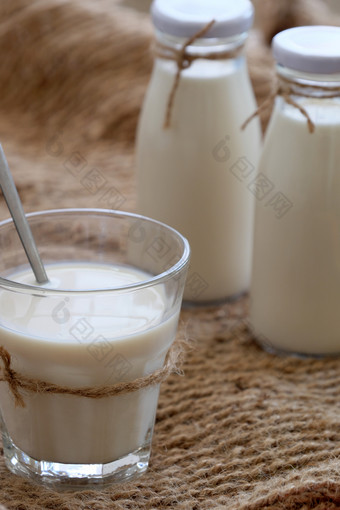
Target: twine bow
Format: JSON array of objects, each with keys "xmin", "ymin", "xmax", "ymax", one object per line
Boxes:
[{"xmin": 242, "ymin": 77, "xmax": 340, "ymax": 134}]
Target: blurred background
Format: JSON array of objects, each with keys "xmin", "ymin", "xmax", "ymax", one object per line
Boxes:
[{"xmin": 0, "ymin": 0, "xmax": 338, "ymax": 218}]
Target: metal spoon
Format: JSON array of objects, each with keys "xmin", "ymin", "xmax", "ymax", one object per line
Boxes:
[{"xmin": 0, "ymin": 144, "xmax": 48, "ymax": 284}]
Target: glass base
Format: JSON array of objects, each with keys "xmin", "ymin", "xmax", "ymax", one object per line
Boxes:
[{"xmin": 2, "ymin": 429, "xmax": 151, "ymax": 489}]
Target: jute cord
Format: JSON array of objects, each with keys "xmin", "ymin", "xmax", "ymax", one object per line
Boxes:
[
  {"xmin": 156, "ymin": 20, "xmax": 244, "ymax": 129},
  {"xmin": 0, "ymin": 339, "xmax": 187, "ymax": 408},
  {"xmin": 242, "ymin": 75, "xmax": 340, "ymax": 133}
]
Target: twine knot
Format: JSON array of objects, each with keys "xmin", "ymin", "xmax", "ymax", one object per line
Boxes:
[{"xmin": 0, "ymin": 346, "xmax": 25, "ymax": 407}]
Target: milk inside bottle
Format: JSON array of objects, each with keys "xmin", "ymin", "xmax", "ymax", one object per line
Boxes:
[
  {"xmin": 136, "ymin": 0, "xmax": 262, "ymax": 303},
  {"xmin": 249, "ymin": 26, "xmax": 340, "ymax": 355}
]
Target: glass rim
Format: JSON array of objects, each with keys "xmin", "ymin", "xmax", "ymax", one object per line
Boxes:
[{"xmin": 0, "ymin": 208, "xmax": 191, "ymax": 296}]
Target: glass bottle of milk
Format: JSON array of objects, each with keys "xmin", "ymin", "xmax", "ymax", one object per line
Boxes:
[
  {"xmin": 250, "ymin": 26, "xmax": 340, "ymax": 356},
  {"xmin": 136, "ymin": 0, "xmax": 261, "ymax": 304}
]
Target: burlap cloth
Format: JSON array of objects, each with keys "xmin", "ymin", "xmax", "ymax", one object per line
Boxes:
[{"xmin": 0, "ymin": 1, "xmax": 340, "ymax": 508}]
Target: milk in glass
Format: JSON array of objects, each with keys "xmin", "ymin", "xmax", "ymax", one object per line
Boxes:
[{"xmin": 0, "ymin": 262, "xmax": 178, "ymax": 464}]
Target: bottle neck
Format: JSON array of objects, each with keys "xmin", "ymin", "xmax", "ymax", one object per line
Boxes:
[
  {"xmin": 154, "ymin": 30, "xmax": 247, "ymax": 61},
  {"xmin": 277, "ymin": 64, "xmax": 340, "ymax": 99}
]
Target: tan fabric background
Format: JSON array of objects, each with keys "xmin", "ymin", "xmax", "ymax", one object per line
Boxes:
[{"xmin": 0, "ymin": 1, "xmax": 339, "ymax": 508}]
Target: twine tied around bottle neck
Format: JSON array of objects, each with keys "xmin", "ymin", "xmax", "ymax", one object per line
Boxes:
[
  {"xmin": 155, "ymin": 20, "xmax": 245, "ymax": 129},
  {"xmin": 241, "ymin": 75, "xmax": 340, "ymax": 134},
  {"xmin": 0, "ymin": 338, "xmax": 188, "ymax": 408}
]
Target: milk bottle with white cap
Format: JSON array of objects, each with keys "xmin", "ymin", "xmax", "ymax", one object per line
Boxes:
[
  {"xmin": 136, "ymin": 0, "xmax": 261, "ymax": 303},
  {"xmin": 250, "ymin": 26, "xmax": 340, "ymax": 355}
]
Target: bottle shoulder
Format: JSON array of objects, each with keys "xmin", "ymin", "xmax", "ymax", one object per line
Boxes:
[{"xmin": 139, "ymin": 58, "xmax": 258, "ymax": 128}]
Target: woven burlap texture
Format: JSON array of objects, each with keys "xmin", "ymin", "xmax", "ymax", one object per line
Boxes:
[{"xmin": 0, "ymin": 0, "xmax": 340, "ymax": 509}]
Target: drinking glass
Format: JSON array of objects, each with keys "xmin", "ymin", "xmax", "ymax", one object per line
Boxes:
[{"xmin": 0, "ymin": 208, "xmax": 190, "ymax": 487}]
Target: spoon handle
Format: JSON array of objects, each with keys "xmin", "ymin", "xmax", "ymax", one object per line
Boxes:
[{"xmin": 0, "ymin": 145, "xmax": 48, "ymax": 284}]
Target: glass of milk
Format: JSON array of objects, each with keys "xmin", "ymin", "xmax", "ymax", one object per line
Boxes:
[
  {"xmin": 250, "ymin": 26, "xmax": 340, "ymax": 356},
  {"xmin": 0, "ymin": 209, "xmax": 190, "ymax": 487},
  {"xmin": 136, "ymin": 0, "xmax": 262, "ymax": 304}
]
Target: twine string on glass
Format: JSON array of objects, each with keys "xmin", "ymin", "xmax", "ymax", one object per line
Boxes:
[{"xmin": 0, "ymin": 338, "xmax": 188, "ymax": 408}]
